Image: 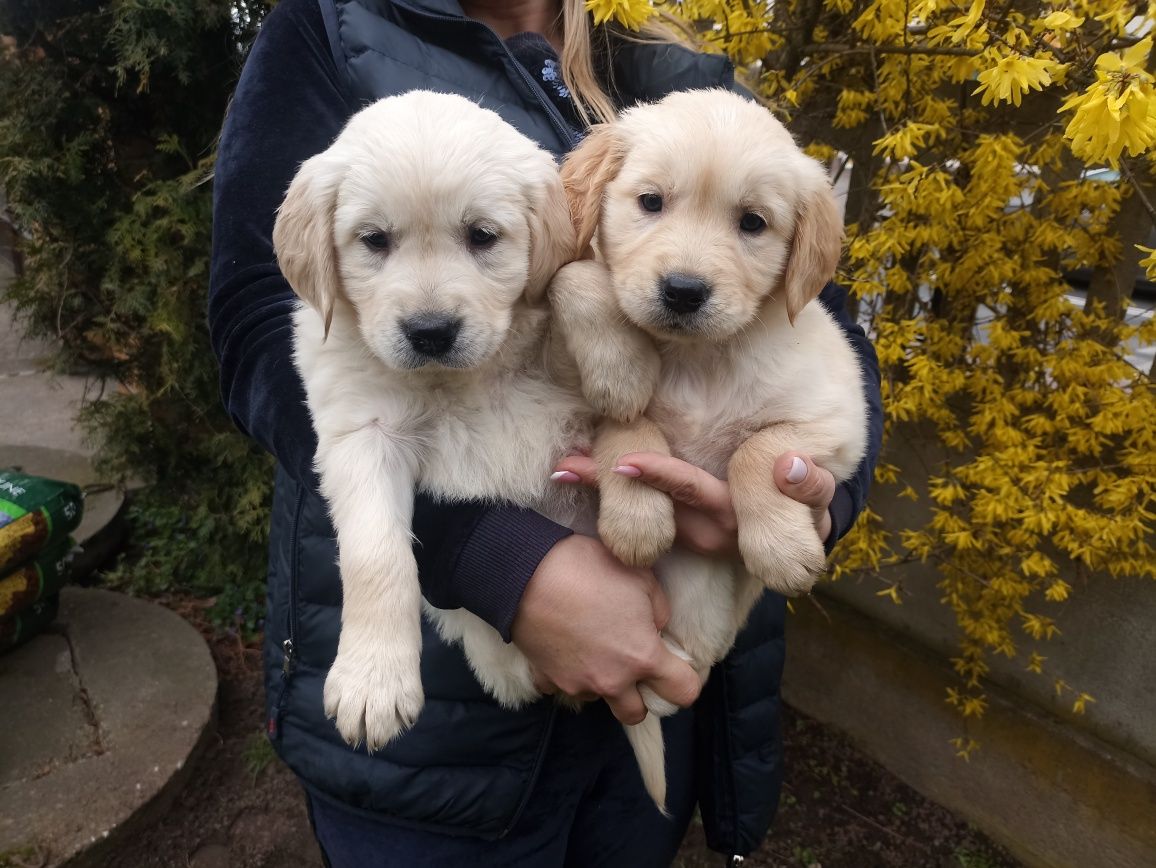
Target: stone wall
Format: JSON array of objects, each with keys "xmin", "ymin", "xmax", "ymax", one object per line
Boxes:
[{"xmin": 782, "ymin": 425, "xmax": 1156, "ymax": 865}]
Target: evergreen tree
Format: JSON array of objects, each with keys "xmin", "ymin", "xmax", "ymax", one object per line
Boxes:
[{"xmin": 0, "ymin": 0, "xmax": 274, "ymax": 630}]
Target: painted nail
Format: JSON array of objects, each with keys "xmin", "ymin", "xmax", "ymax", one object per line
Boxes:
[
  {"xmin": 786, "ymin": 456, "xmax": 807, "ymax": 484},
  {"xmin": 550, "ymin": 470, "xmax": 580, "ymax": 483},
  {"xmin": 613, "ymin": 465, "xmax": 642, "ymax": 477}
]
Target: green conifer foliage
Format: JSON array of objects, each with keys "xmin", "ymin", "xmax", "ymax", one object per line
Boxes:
[{"xmin": 0, "ymin": 1, "xmax": 274, "ymax": 630}]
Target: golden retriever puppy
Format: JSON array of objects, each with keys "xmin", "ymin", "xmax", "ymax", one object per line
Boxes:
[
  {"xmin": 274, "ymin": 91, "xmax": 589, "ymax": 751},
  {"xmin": 549, "ymin": 88, "xmax": 868, "ymax": 804}
]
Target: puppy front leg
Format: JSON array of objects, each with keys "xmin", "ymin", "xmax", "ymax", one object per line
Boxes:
[
  {"xmin": 424, "ymin": 605, "xmax": 537, "ymax": 709},
  {"xmin": 317, "ymin": 427, "xmax": 424, "ymax": 751},
  {"xmin": 548, "ymin": 260, "xmax": 660, "ymax": 423},
  {"xmin": 596, "ymin": 417, "xmax": 676, "ymax": 567},
  {"xmin": 729, "ymin": 424, "xmax": 829, "ymax": 596}
]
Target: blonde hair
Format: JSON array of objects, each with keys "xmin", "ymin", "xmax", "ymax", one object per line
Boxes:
[{"xmin": 558, "ymin": 0, "xmax": 693, "ymax": 127}]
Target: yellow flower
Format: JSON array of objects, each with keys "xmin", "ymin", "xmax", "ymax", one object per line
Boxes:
[
  {"xmin": 1061, "ymin": 38, "xmax": 1156, "ymax": 167},
  {"xmin": 1072, "ymin": 693, "xmax": 1096, "ymax": 715},
  {"xmin": 585, "ymin": 0, "xmax": 655, "ymax": 29},
  {"xmin": 973, "ymin": 52, "xmax": 1058, "ymax": 106},
  {"xmin": 1036, "ymin": 11, "xmax": 1084, "ymax": 32},
  {"xmin": 876, "ymin": 583, "xmax": 904, "ymax": 604},
  {"xmin": 1026, "ymin": 652, "xmax": 1046, "ymax": 674},
  {"xmin": 873, "ymin": 121, "xmax": 943, "ymax": 159},
  {"xmin": 1138, "ymin": 244, "xmax": 1156, "ymax": 280}
]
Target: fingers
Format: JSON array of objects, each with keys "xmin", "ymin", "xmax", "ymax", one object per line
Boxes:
[
  {"xmin": 551, "ymin": 454, "xmax": 599, "ymax": 487},
  {"xmin": 773, "ymin": 452, "xmax": 836, "ymax": 509},
  {"xmin": 530, "ymin": 666, "xmax": 557, "ymax": 696},
  {"xmin": 642, "ymin": 643, "xmax": 702, "ymax": 711},
  {"xmin": 644, "ymin": 572, "xmax": 672, "ymax": 631},
  {"xmin": 773, "ymin": 451, "xmax": 836, "ymax": 542},
  {"xmin": 532, "ymin": 668, "xmax": 598, "ymax": 703},
  {"xmin": 606, "ymin": 687, "xmax": 648, "ymax": 726},
  {"xmin": 611, "ymin": 452, "xmax": 730, "ymax": 514}
]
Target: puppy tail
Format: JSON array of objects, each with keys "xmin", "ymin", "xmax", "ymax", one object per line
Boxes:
[{"xmin": 624, "ymin": 714, "xmax": 669, "ymax": 818}]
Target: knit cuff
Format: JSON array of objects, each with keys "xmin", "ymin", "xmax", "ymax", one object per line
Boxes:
[{"xmin": 451, "ymin": 507, "xmax": 573, "ymax": 642}]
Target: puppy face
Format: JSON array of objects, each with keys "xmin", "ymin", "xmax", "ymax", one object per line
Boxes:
[
  {"xmin": 563, "ymin": 89, "xmax": 842, "ymax": 342},
  {"xmin": 275, "ymin": 91, "xmax": 574, "ymax": 370}
]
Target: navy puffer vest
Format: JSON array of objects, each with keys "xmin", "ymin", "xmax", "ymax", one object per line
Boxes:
[{"xmin": 264, "ymin": 0, "xmax": 787, "ymax": 855}]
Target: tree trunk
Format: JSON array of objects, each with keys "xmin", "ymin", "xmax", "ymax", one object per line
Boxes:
[{"xmin": 1086, "ymin": 174, "xmax": 1154, "ymax": 322}]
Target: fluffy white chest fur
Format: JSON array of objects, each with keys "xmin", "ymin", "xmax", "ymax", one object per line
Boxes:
[
  {"xmin": 293, "ymin": 304, "xmax": 593, "ymax": 527},
  {"xmin": 653, "ymin": 302, "xmax": 865, "ymax": 482}
]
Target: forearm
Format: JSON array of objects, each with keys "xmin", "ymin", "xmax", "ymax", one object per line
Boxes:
[{"xmin": 414, "ymin": 499, "xmax": 572, "ymax": 640}]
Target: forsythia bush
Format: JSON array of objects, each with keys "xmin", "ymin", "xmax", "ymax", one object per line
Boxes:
[{"xmin": 595, "ymin": 0, "xmax": 1156, "ymax": 735}]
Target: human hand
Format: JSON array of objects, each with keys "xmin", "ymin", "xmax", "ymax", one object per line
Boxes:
[
  {"xmin": 510, "ymin": 534, "xmax": 701, "ymax": 725},
  {"xmin": 554, "ymin": 452, "xmax": 738, "ymax": 558},
  {"xmin": 771, "ymin": 452, "xmax": 836, "ymax": 544},
  {"xmin": 553, "ymin": 449, "xmax": 837, "ymax": 552}
]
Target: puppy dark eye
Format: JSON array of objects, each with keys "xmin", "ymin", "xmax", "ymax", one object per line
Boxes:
[
  {"xmin": 468, "ymin": 226, "xmax": 499, "ymax": 249},
  {"xmin": 639, "ymin": 193, "xmax": 663, "ymax": 213},
  {"xmin": 739, "ymin": 213, "xmax": 767, "ymax": 233},
  {"xmin": 361, "ymin": 230, "xmax": 391, "ymax": 252}
]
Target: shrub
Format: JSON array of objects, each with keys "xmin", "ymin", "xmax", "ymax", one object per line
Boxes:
[
  {"xmin": 644, "ymin": 0, "xmax": 1156, "ymax": 734},
  {"xmin": 0, "ymin": 0, "xmax": 273, "ymax": 629}
]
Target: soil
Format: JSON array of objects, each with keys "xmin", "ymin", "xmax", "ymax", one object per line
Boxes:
[{"xmin": 98, "ymin": 604, "xmax": 1020, "ymax": 868}]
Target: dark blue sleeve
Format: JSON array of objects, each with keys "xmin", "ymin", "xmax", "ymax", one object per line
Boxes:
[
  {"xmin": 817, "ymin": 280, "xmax": 884, "ymax": 551},
  {"xmin": 208, "ymin": 0, "xmax": 569, "ymax": 639}
]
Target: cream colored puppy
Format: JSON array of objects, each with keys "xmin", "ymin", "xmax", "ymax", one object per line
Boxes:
[
  {"xmin": 550, "ymin": 89, "xmax": 868, "ymax": 800},
  {"xmin": 274, "ymin": 91, "xmax": 589, "ymax": 751}
]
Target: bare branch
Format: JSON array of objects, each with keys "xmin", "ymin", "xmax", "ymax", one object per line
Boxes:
[{"xmin": 803, "ymin": 41, "xmax": 980, "ymax": 57}]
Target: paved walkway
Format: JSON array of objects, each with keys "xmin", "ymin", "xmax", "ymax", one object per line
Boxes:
[
  {"xmin": 0, "ymin": 257, "xmax": 124, "ymax": 571},
  {"xmin": 0, "ymin": 256, "xmax": 90, "ymax": 456}
]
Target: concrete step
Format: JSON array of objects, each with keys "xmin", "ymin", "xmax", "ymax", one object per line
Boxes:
[{"xmin": 0, "ymin": 588, "xmax": 218, "ymax": 866}]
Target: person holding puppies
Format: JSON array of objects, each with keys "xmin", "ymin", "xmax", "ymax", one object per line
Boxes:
[{"xmin": 209, "ymin": 0, "xmax": 883, "ymax": 865}]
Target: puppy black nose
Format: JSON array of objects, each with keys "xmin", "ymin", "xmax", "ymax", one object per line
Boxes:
[
  {"xmin": 402, "ymin": 314, "xmax": 462, "ymax": 357},
  {"xmin": 660, "ymin": 274, "xmax": 710, "ymax": 314}
]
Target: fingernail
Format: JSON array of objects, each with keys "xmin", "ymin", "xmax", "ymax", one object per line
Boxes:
[
  {"xmin": 613, "ymin": 465, "xmax": 642, "ymax": 477},
  {"xmin": 786, "ymin": 456, "xmax": 807, "ymax": 484},
  {"xmin": 550, "ymin": 470, "xmax": 580, "ymax": 483}
]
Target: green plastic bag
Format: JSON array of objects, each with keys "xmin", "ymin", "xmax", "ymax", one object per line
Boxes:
[
  {"xmin": 0, "ymin": 469, "xmax": 83, "ymax": 576},
  {"xmin": 0, "ymin": 595, "xmax": 59, "ymax": 653},
  {"xmin": 0, "ymin": 536, "xmax": 75, "ymax": 620}
]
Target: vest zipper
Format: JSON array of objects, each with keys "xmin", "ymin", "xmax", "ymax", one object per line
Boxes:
[
  {"xmin": 389, "ymin": 0, "xmax": 581, "ymax": 150},
  {"xmin": 269, "ymin": 485, "xmax": 306, "ymax": 739}
]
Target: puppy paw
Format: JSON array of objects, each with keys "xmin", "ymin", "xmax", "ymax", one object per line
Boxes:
[
  {"xmin": 738, "ymin": 501, "xmax": 826, "ymax": 596},
  {"xmin": 324, "ymin": 639, "xmax": 424, "ymax": 751},
  {"xmin": 578, "ymin": 334, "xmax": 659, "ymax": 423},
  {"xmin": 599, "ymin": 479, "xmax": 675, "ymax": 567}
]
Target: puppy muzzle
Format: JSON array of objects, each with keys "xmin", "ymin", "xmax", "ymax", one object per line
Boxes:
[
  {"xmin": 401, "ymin": 313, "xmax": 462, "ymax": 359},
  {"xmin": 660, "ymin": 273, "xmax": 711, "ymax": 314}
]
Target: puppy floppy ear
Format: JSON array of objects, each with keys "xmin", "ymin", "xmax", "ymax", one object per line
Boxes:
[
  {"xmin": 782, "ymin": 179, "xmax": 844, "ymax": 324},
  {"xmin": 273, "ymin": 149, "xmax": 347, "ymax": 338},
  {"xmin": 560, "ymin": 124, "xmax": 624, "ymax": 255},
  {"xmin": 525, "ymin": 155, "xmax": 578, "ymax": 305}
]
